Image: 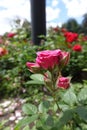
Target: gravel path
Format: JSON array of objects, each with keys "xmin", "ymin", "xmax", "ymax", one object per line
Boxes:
[{"xmin": 0, "ymin": 98, "xmax": 26, "ymax": 130}]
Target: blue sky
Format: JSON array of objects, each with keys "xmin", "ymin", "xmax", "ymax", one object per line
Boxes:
[{"xmin": 0, "ymin": 0, "xmax": 87, "ymax": 34}]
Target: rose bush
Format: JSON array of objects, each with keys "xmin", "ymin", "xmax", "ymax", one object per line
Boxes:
[
  {"xmin": 26, "ymin": 49, "xmax": 70, "ymax": 92},
  {"xmin": 15, "ymin": 48, "xmax": 87, "ymax": 130},
  {"xmin": 14, "ymin": 49, "xmax": 71, "ymax": 130},
  {"xmin": 42, "ymin": 27, "xmax": 87, "ymax": 81},
  {"xmin": 0, "ymin": 25, "xmax": 87, "ymax": 129},
  {"xmin": 64, "ymin": 31, "xmax": 78, "ymax": 43}
]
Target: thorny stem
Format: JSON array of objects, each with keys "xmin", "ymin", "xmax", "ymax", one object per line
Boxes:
[{"xmin": 52, "ymin": 89, "xmax": 62, "ymax": 112}]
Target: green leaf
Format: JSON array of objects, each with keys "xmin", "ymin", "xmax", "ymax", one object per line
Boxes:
[
  {"xmin": 38, "ymin": 113, "xmax": 48, "ymax": 125},
  {"xmin": 78, "ymin": 87, "xmax": 87, "ymax": 102},
  {"xmin": 38, "ymin": 101, "xmax": 50, "ymax": 113},
  {"xmin": 51, "ymin": 109, "xmax": 74, "ymax": 130},
  {"xmin": 14, "ymin": 115, "xmax": 38, "ymax": 130},
  {"xmin": 3, "ymin": 127, "xmax": 10, "ymax": 130},
  {"xmin": 23, "ymin": 125, "xmax": 30, "ymax": 130},
  {"xmin": 30, "ymin": 74, "xmax": 44, "ymax": 82},
  {"xmin": 75, "ymin": 106, "xmax": 87, "ymax": 120},
  {"xmin": 45, "ymin": 115, "xmax": 54, "ymax": 127},
  {"xmin": 22, "ymin": 103, "xmax": 37, "ymax": 115},
  {"xmin": 62, "ymin": 88, "xmax": 77, "ymax": 106},
  {"xmin": 59, "ymin": 104, "xmax": 69, "ymax": 111},
  {"xmin": 26, "ymin": 74, "xmax": 45, "ymax": 85},
  {"xmin": 82, "ymin": 68, "xmax": 87, "ymax": 71},
  {"xmin": 53, "ymin": 103, "xmax": 58, "ymax": 112},
  {"xmin": 26, "ymin": 80, "xmax": 44, "ymax": 85}
]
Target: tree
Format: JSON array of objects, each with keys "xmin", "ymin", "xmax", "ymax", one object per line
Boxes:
[
  {"xmin": 9, "ymin": 16, "xmax": 31, "ymax": 40},
  {"xmin": 81, "ymin": 13, "xmax": 87, "ymax": 35},
  {"xmin": 62, "ymin": 18, "xmax": 81, "ymax": 33}
]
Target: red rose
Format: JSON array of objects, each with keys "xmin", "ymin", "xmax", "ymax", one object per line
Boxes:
[
  {"xmin": 72, "ymin": 44, "xmax": 82, "ymax": 52},
  {"xmin": 64, "ymin": 32, "xmax": 78, "ymax": 43}
]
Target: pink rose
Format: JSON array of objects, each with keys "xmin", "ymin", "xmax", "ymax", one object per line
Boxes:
[
  {"xmin": 36, "ymin": 49, "xmax": 63, "ymax": 69},
  {"xmin": 26, "ymin": 62, "xmax": 40, "ymax": 73},
  {"xmin": 7, "ymin": 32, "xmax": 16, "ymax": 38},
  {"xmin": 0, "ymin": 47, "xmax": 8, "ymax": 56},
  {"xmin": 57, "ymin": 77, "xmax": 70, "ymax": 89}
]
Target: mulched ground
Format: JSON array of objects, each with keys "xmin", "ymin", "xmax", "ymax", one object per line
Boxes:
[{"xmin": 0, "ymin": 98, "xmax": 26, "ymax": 130}]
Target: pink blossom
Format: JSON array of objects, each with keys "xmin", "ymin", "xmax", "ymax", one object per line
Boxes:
[
  {"xmin": 26, "ymin": 62, "xmax": 40, "ymax": 73},
  {"xmin": 0, "ymin": 47, "xmax": 8, "ymax": 56},
  {"xmin": 7, "ymin": 32, "xmax": 16, "ymax": 38},
  {"xmin": 57, "ymin": 77, "xmax": 70, "ymax": 89},
  {"xmin": 36, "ymin": 49, "xmax": 63, "ymax": 69}
]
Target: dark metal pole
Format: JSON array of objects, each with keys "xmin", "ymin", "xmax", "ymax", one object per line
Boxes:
[{"xmin": 30, "ymin": 0, "xmax": 46, "ymax": 45}]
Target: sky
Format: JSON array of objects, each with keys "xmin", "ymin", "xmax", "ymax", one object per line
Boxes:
[{"xmin": 0, "ymin": 0, "xmax": 87, "ymax": 34}]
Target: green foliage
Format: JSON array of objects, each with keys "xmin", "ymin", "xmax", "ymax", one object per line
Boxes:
[
  {"xmin": 62, "ymin": 18, "xmax": 80, "ymax": 33},
  {"xmin": 22, "ymin": 103, "xmax": 37, "ymax": 115},
  {"xmin": 42, "ymin": 28, "xmax": 87, "ymax": 82},
  {"xmin": 0, "ymin": 21, "xmax": 87, "ymax": 130},
  {"xmin": 14, "ymin": 81, "xmax": 87, "ymax": 130},
  {"xmin": 0, "ymin": 42, "xmax": 39, "ymax": 98},
  {"xmin": 26, "ymin": 74, "xmax": 45, "ymax": 85}
]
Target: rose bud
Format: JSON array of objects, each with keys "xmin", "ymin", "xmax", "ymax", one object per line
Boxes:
[{"xmin": 57, "ymin": 77, "xmax": 70, "ymax": 89}]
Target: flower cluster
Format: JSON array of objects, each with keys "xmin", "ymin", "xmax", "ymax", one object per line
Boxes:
[
  {"xmin": 26, "ymin": 49, "xmax": 70, "ymax": 90},
  {"xmin": 64, "ymin": 31, "xmax": 78, "ymax": 43},
  {"xmin": 63, "ymin": 31, "xmax": 82, "ymax": 52}
]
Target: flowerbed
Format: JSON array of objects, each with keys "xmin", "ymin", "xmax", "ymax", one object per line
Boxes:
[{"xmin": 0, "ymin": 27, "xmax": 87, "ymax": 129}]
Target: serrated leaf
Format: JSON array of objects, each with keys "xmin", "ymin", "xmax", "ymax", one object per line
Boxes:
[
  {"xmin": 62, "ymin": 88, "xmax": 77, "ymax": 106},
  {"xmin": 3, "ymin": 127, "xmax": 10, "ymax": 130},
  {"xmin": 14, "ymin": 115, "xmax": 38, "ymax": 130},
  {"xmin": 39, "ymin": 113, "xmax": 48, "ymax": 125},
  {"xmin": 23, "ymin": 125, "xmax": 30, "ymax": 130},
  {"xmin": 78, "ymin": 87, "xmax": 87, "ymax": 102},
  {"xmin": 75, "ymin": 106, "xmax": 87, "ymax": 120},
  {"xmin": 45, "ymin": 115, "xmax": 54, "ymax": 127},
  {"xmin": 22, "ymin": 103, "xmax": 37, "ymax": 115},
  {"xmin": 30, "ymin": 74, "xmax": 44, "ymax": 82},
  {"xmin": 51, "ymin": 109, "xmax": 74, "ymax": 130},
  {"xmin": 53, "ymin": 103, "xmax": 58, "ymax": 112},
  {"xmin": 26, "ymin": 80, "xmax": 44, "ymax": 85},
  {"xmin": 59, "ymin": 104, "xmax": 69, "ymax": 111},
  {"xmin": 38, "ymin": 101, "xmax": 50, "ymax": 113}
]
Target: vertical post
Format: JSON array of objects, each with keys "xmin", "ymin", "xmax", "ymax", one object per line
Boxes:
[{"xmin": 30, "ymin": 0, "xmax": 46, "ymax": 45}]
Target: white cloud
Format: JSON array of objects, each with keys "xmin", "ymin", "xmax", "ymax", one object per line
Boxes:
[
  {"xmin": 0, "ymin": 0, "xmax": 61, "ymax": 34},
  {"xmin": 47, "ymin": 22, "xmax": 62, "ymax": 29},
  {"xmin": 0, "ymin": 0, "xmax": 31, "ymax": 34},
  {"xmin": 46, "ymin": 6, "xmax": 60, "ymax": 22},
  {"xmin": 62, "ymin": 0, "xmax": 87, "ymax": 18},
  {"xmin": 52, "ymin": 0, "xmax": 59, "ymax": 7}
]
